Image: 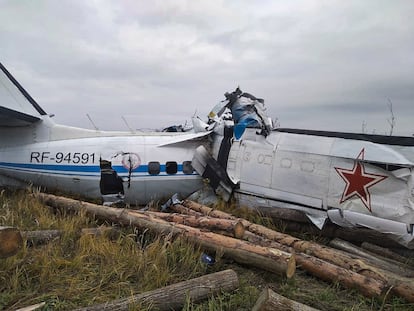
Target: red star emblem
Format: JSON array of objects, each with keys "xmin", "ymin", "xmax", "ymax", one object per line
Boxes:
[{"xmin": 334, "ymin": 148, "xmax": 387, "ymax": 212}]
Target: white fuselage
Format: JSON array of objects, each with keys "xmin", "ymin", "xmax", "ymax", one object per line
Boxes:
[
  {"xmin": 0, "ymin": 118, "xmax": 205, "ymax": 204},
  {"xmin": 207, "ymin": 128, "xmax": 414, "ymax": 246}
]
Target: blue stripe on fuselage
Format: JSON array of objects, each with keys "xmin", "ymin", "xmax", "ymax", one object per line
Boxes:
[{"xmin": 0, "ymin": 162, "xmax": 190, "ymax": 176}]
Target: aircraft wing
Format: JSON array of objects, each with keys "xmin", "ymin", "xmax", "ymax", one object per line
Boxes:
[
  {"xmin": 0, "ymin": 62, "xmax": 46, "ymax": 126},
  {"xmin": 0, "ymin": 106, "xmax": 41, "ymax": 126},
  {"xmin": 157, "ymin": 131, "xmax": 212, "ymax": 147}
]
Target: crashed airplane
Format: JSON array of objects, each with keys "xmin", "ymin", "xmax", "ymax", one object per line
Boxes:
[
  {"xmin": 0, "ymin": 62, "xmax": 208, "ymax": 206},
  {"xmin": 1, "ymin": 62, "xmax": 414, "ymax": 248}
]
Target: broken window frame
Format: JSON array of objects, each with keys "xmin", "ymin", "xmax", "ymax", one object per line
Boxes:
[{"xmin": 182, "ymin": 161, "xmax": 194, "ymax": 174}]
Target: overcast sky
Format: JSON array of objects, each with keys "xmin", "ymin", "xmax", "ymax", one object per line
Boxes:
[{"xmin": 1, "ymin": 1, "xmax": 413, "ymax": 135}]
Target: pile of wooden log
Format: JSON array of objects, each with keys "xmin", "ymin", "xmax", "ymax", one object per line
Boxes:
[
  {"xmin": 168, "ymin": 200, "xmax": 414, "ymax": 301},
  {"xmin": 4, "ymin": 193, "xmax": 414, "ymax": 307},
  {"xmin": 34, "ymin": 193, "xmax": 296, "ymax": 279},
  {"xmin": 173, "ymin": 200, "xmax": 414, "ymax": 302}
]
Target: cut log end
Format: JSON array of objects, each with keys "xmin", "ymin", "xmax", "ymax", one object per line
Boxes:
[
  {"xmin": 286, "ymin": 255, "xmax": 296, "ymax": 279},
  {"xmin": 252, "ymin": 288, "xmax": 320, "ymax": 311},
  {"xmin": 0, "ymin": 226, "xmax": 23, "ymax": 258},
  {"xmin": 233, "ymin": 221, "xmax": 245, "ymax": 239}
]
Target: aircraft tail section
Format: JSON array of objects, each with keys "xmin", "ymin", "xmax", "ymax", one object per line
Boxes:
[{"xmin": 0, "ymin": 62, "xmax": 46, "ymax": 127}]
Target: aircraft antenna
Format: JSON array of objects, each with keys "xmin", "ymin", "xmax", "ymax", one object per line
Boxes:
[
  {"xmin": 121, "ymin": 116, "xmax": 135, "ymax": 133},
  {"xmin": 86, "ymin": 113, "xmax": 99, "ymax": 131}
]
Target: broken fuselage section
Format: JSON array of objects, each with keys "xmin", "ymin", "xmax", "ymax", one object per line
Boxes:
[{"xmin": 193, "ymin": 88, "xmax": 414, "ymax": 248}]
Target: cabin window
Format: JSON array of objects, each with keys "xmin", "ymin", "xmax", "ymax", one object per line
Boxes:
[
  {"xmin": 148, "ymin": 161, "xmax": 160, "ymax": 175},
  {"xmin": 166, "ymin": 161, "xmax": 178, "ymax": 175},
  {"xmin": 183, "ymin": 161, "xmax": 194, "ymax": 174}
]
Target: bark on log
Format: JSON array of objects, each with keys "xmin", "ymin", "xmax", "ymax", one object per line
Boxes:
[
  {"xmin": 169, "ymin": 204, "xmax": 204, "ymax": 216},
  {"xmin": 329, "ymin": 238, "xmax": 414, "ymax": 277},
  {"xmin": 153, "ymin": 212, "xmax": 387, "ymax": 299},
  {"xmin": 36, "ymin": 193, "xmax": 295, "ymax": 278},
  {"xmin": 22, "ymin": 230, "xmax": 61, "ymax": 245},
  {"xmin": 361, "ymin": 242, "xmax": 411, "ymax": 265},
  {"xmin": 181, "ymin": 201, "xmax": 403, "ymax": 277},
  {"xmin": 242, "ymin": 231, "xmax": 387, "ymax": 298},
  {"xmin": 0, "ymin": 226, "xmax": 23, "ymax": 258},
  {"xmin": 252, "ymin": 288, "xmax": 320, "ymax": 311},
  {"xmin": 183, "ymin": 200, "xmax": 403, "ymax": 248},
  {"xmin": 176, "ymin": 223, "xmax": 295, "ymax": 278},
  {"xmin": 182, "ymin": 200, "xmax": 247, "ymax": 223},
  {"xmin": 131, "ymin": 211, "xmax": 245, "ymax": 239},
  {"xmin": 22, "ymin": 227, "xmax": 120, "ymax": 245},
  {"xmin": 246, "ymin": 224, "xmax": 414, "ymax": 302},
  {"xmin": 74, "ymin": 269, "xmax": 239, "ymax": 311},
  {"xmin": 182, "ymin": 200, "xmax": 414, "ymax": 301},
  {"xmin": 182, "ymin": 200, "xmax": 412, "ymax": 278}
]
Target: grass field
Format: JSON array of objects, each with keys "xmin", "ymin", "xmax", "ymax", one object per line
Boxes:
[{"xmin": 0, "ymin": 189, "xmax": 413, "ymax": 310}]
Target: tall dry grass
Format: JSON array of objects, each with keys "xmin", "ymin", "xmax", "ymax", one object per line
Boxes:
[
  {"xmin": 1, "ymin": 189, "xmax": 413, "ymax": 310},
  {"xmin": 0, "ymin": 189, "xmax": 213, "ymax": 310}
]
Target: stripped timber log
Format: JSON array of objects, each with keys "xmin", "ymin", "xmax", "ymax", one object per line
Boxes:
[
  {"xmin": 0, "ymin": 226, "xmax": 23, "ymax": 258},
  {"xmin": 297, "ymin": 252, "xmax": 389, "ymax": 298},
  {"xmin": 22, "ymin": 230, "xmax": 61, "ymax": 245},
  {"xmin": 181, "ymin": 200, "xmax": 247, "ymax": 223},
  {"xmin": 361, "ymin": 242, "xmax": 411, "ymax": 266},
  {"xmin": 131, "ymin": 211, "xmax": 245, "ymax": 239},
  {"xmin": 22, "ymin": 227, "xmax": 120, "ymax": 245},
  {"xmin": 245, "ymin": 228, "xmax": 414, "ymax": 302},
  {"xmin": 242, "ymin": 231, "xmax": 387, "ymax": 298},
  {"xmin": 176, "ymin": 223, "xmax": 295, "ymax": 278},
  {"xmin": 182, "ymin": 200, "xmax": 412, "ymax": 277},
  {"xmin": 182, "ymin": 200, "xmax": 414, "ymax": 302},
  {"xmin": 252, "ymin": 288, "xmax": 320, "ymax": 311},
  {"xmin": 329, "ymin": 238, "xmax": 414, "ymax": 277},
  {"xmin": 169, "ymin": 204, "xmax": 204, "ymax": 216},
  {"xmin": 36, "ymin": 193, "xmax": 295, "ymax": 278},
  {"xmin": 74, "ymin": 269, "xmax": 239, "ymax": 311},
  {"xmin": 181, "ymin": 201, "xmax": 404, "ymax": 276}
]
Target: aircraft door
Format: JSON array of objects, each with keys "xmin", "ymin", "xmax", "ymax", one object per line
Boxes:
[
  {"xmin": 226, "ymin": 140, "xmax": 243, "ymax": 185},
  {"xmin": 239, "ymin": 140, "xmax": 274, "ymax": 190},
  {"xmin": 271, "ymin": 151, "xmax": 329, "ymax": 210},
  {"xmin": 99, "ymin": 159, "xmax": 125, "ymax": 205}
]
